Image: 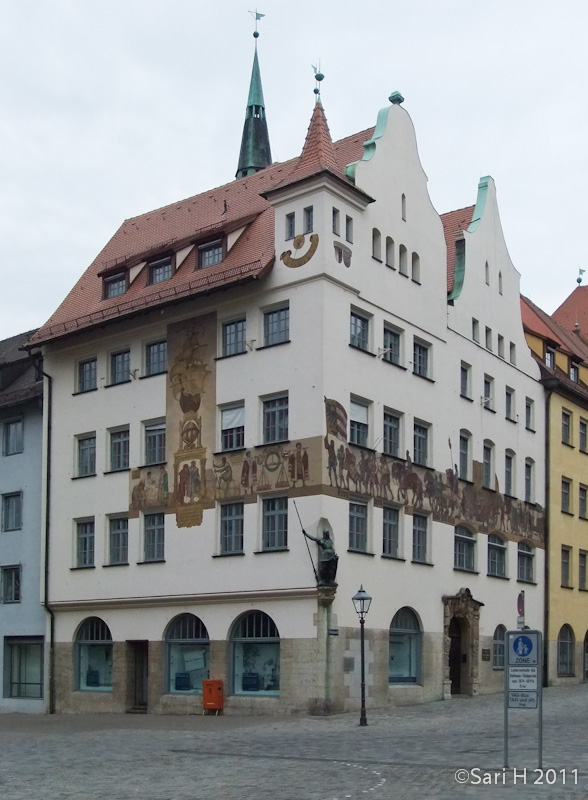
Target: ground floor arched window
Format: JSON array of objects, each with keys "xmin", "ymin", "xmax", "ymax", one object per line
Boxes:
[
  {"xmin": 76, "ymin": 617, "xmax": 113, "ymax": 691},
  {"xmin": 165, "ymin": 613, "xmax": 210, "ymax": 693},
  {"xmin": 557, "ymin": 624, "xmax": 575, "ymax": 677},
  {"xmin": 231, "ymin": 610, "xmax": 280, "ymax": 695},
  {"xmin": 389, "ymin": 607, "xmax": 421, "ymax": 683}
]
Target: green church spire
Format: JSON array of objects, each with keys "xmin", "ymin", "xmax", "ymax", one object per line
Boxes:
[{"xmin": 236, "ymin": 22, "xmax": 272, "ymax": 180}]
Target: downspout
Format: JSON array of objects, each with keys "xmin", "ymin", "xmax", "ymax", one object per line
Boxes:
[{"xmin": 543, "ymin": 385, "xmax": 554, "ymax": 688}]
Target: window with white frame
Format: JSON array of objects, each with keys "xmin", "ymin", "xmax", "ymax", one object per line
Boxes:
[
  {"xmin": 78, "ymin": 358, "xmax": 97, "ymax": 393},
  {"xmin": 385, "ymin": 236, "xmax": 394, "ymax": 268},
  {"xmin": 505, "ymin": 387, "xmax": 515, "ymax": 421},
  {"xmin": 562, "ymin": 478, "xmax": 572, "ymax": 514},
  {"xmin": 413, "ymin": 422, "xmax": 429, "ymax": 467},
  {"xmin": 110, "ymin": 349, "xmax": 130, "ymax": 385},
  {"xmin": 557, "ymin": 624, "xmax": 575, "ymax": 676},
  {"xmin": 472, "ymin": 318, "xmax": 479, "ymax": 342},
  {"xmin": 383, "ymin": 326, "xmax": 401, "ymax": 365},
  {"xmin": 109, "ymin": 517, "xmax": 128, "ymax": 565},
  {"xmin": 485, "ymin": 326, "xmax": 492, "ymax": 350},
  {"xmin": 345, "ymin": 215, "xmax": 353, "ymax": 243},
  {"xmin": 412, "ymin": 514, "xmax": 428, "ymax": 563},
  {"xmin": 372, "ymin": 228, "xmax": 381, "ymax": 260},
  {"xmin": 220, "ymin": 502, "xmax": 244, "ymax": 553},
  {"xmin": 2, "ymin": 492, "xmax": 22, "ymax": 531},
  {"xmin": 398, "ymin": 245, "xmax": 408, "ymax": 275},
  {"xmin": 6, "ymin": 638, "xmax": 43, "ymax": 698},
  {"xmin": 497, "ymin": 334, "xmax": 505, "ymax": 358},
  {"xmin": 76, "ymin": 617, "xmax": 112, "ymax": 691},
  {"xmin": 262, "ymin": 497, "xmax": 288, "ymax": 550},
  {"xmin": 454, "ymin": 525, "xmax": 475, "ymax": 571},
  {"xmin": 570, "ymin": 361, "xmax": 580, "ymax": 383},
  {"xmin": 411, "ymin": 252, "xmax": 420, "ymax": 282},
  {"xmin": 580, "ymin": 485, "xmax": 587, "ymax": 519},
  {"xmin": 76, "ymin": 520, "xmax": 94, "ymax": 567},
  {"xmin": 517, "ymin": 541, "xmax": 534, "ymax": 582},
  {"xmin": 303, "ymin": 206, "xmax": 314, "ymax": 234},
  {"xmin": 145, "ymin": 421, "xmax": 166, "ymax": 465},
  {"xmin": 580, "ymin": 551, "xmax": 587, "ymax": 590},
  {"xmin": 221, "ymin": 404, "xmax": 244, "ymax": 451},
  {"xmin": 350, "ymin": 310, "xmax": 369, "ymax": 351},
  {"xmin": 110, "ymin": 427, "xmax": 129, "ymax": 471},
  {"xmin": 562, "ymin": 546, "xmax": 571, "ymax": 587},
  {"xmin": 166, "ymin": 613, "xmax": 210, "ymax": 693},
  {"xmin": 459, "ymin": 431, "xmax": 470, "ymax": 480},
  {"xmin": 144, "ymin": 512, "xmax": 165, "ymax": 561},
  {"xmin": 483, "ymin": 440, "xmax": 494, "ymax": 489},
  {"xmin": 492, "ymin": 625, "xmax": 506, "ymax": 670},
  {"xmin": 285, "ymin": 212, "xmax": 295, "ymax": 240},
  {"xmin": 350, "ymin": 400, "xmax": 369, "ymax": 447},
  {"xmin": 383, "ymin": 506, "xmax": 400, "ymax": 557},
  {"xmin": 383, "ymin": 411, "xmax": 400, "ymax": 457},
  {"xmin": 545, "ymin": 347, "xmax": 555, "ymax": 368},
  {"xmin": 222, "ymin": 318, "xmax": 246, "ymax": 356},
  {"xmin": 332, "ymin": 207, "xmax": 340, "ymax": 236},
  {"xmin": 562, "ymin": 410, "xmax": 572, "ymax": 444},
  {"xmin": 525, "ymin": 459, "xmax": 534, "ymax": 503},
  {"xmin": 460, "ymin": 362, "xmax": 471, "ymax": 399},
  {"xmin": 149, "ymin": 255, "xmax": 173, "ymax": 284},
  {"xmin": 505, "ymin": 450, "xmax": 515, "ymax": 496},
  {"xmin": 580, "ymin": 419, "xmax": 587, "ymax": 452},
  {"xmin": 525, "ymin": 398, "xmax": 534, "ymax": 431},
  {"xmin": 104, "ymin": 272, "xmax": 126, "ymax": 298},
  {"xmin": 1, "ymin": 565, "xmax": 21, "ymax": 603},
  {"xmin": 389, "ymin": 607, "xmax": 421, "ymax": 684},
  {"xmin": 146, "ymin": 340, "xmax": 167, "ymax": 376},
  {"xmin": 199, "ymin": 240, "xmax": 223, "ymax": 268},
  {"xmin": 413, "ymin": 341, "xmax": 429, "ymax": 378},
  {"xmin": 263, "ymin": 395, "xmax": 288, "ymax": 444},
  {"xmin": 3, "ymin": 419, "xmax": 23, "ymax": 455},
  {"xmin": 232, "ymin": 610, "xmax": 280, "ymax": 694},
  {"xmin": 349, "ymin": 501, "xmax": 368, "ymax": 551},
  {"xmin": 77, "ymin": 434, "xmax": 96, "ymax": 477},
  {"xmin": 488, "ymin": 534, "xmax": 507, "ymax": 578},
  {"xmin": 264, "ymin": 306, "xmax": 289, "ymax": 346},
  {"xmin": 483, "ymin": 375, "xmax": 494, "ymax": 410}
]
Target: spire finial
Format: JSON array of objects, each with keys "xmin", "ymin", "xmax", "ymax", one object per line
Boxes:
[
  {"xmin": 312, "ymin": 62, "xmax": 324, "ymax": 100},
  {"xmin": 249, "ymin": 9, "xmax": 265, "ymax": 40},
  {"xmin": 578, "ymin": 268, "xmax": 585, "ymax": 286}
]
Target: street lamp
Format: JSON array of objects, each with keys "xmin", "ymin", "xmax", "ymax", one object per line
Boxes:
[{"xmin": 352, "ymin": 585, "xmax": 372, "ymax": 727}]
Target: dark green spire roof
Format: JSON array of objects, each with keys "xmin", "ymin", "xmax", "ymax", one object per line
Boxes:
[{"xmin": 236, "ymin": 46, "xmax": 272, "ymax": 179}]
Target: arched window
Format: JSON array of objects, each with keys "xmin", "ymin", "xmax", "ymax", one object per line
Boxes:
[
  {"xmin": 488, "ymin": 534, "xmax": 507, "ymax": 578},
  {"xmin": 411, "ymin": 252, "xmax": 420, "ymax": 283},
  {"xmin": 485, "ymin": 261, "xmax": 490, "ymax": 285},
  {"xmin": 372, "ymin": 228, "xmax": 381, "ymax": 260},
  {"xmin": 517, "ymin": 541, "xmax": 534, "ymax": 582},
  {"xmin": 389, "ymin": 607, "xmax": 421, "ymax": 683},
  {"xmin": 385, "ymin": 237, "xmax": 394, "ymax": 268},
  {"xmin": 399, "ymin": 245, "xmax": 408, "ymax": 275},
  {"xmin": 76, "ymin": 617, "xmax": 113, "ymax": 691},
  {"xmin": 557, "ymin": 624, "xmax": 575, "ymax": 677},
  {"xmin": 231, "ymin": 611, "xmax": 280, "ymax": 695},
  {"xmin": 165, "ymin": 613, "xmax": 209, "ymax": 693},
  {"xmin": 498, "ymin": 271, "xmax": 503, "ymax": 294},
  {"xmin": 492, "ymin": 625, "xmax": 506, "ymax": 669},
  {"xmin": 401, "ymin": 193, "xmax": 406, "ymax": 220},
  {"xmin": 454, "ymin": 525, "xmax": 475, "ymax": 571}
]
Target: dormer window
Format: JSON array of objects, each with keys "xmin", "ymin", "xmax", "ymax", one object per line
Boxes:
[
  {"xmin": 545, "ymin": 347, "xmax": 555, "ymax": 369},
  {"xmin": 199, "ymin": 240, "xmax": 223, "ymax": 269},
  {"xmin": 570, "ymin": 362, "xmax": 580, "ymax": 383},
  {"xmin": 104, "ymin": 272, "xmax": 127, "ymax": 299},
  {"xmin": 149, "ymin": 255, "xmax": 173, "ymax": 284}
]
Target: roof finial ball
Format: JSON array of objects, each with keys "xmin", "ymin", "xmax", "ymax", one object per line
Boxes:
[
  {"xmin": 389, "ymin": 91, "xmax": 405, "ymax": 105},
  {"xmin": 312, "ymin": 63, "xmax": 324, "ymax": 98},
  {"xmin": 253, "ymin": 30, "xmax": 259, "ymax": 38}
]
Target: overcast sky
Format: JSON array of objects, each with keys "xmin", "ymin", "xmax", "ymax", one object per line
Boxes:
[{"xmin": 1, "ymin": 0, "xmax": 587, "ymax": 341}]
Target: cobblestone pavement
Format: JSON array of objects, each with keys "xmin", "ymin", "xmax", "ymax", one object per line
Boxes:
[{"xmin": 1, "ymin": 686, "xmax": 587, "ymax": 800}]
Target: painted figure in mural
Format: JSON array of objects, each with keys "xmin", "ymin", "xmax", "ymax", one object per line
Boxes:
[
  {"xmin": 379, "ymin": 455, "xmax": 392, "ymax": 499},
  {"xmin": 177, "ymin": 463, "xmax": 190, "ymax": 503},
  {"xmin": 324, "ymin": 435, "xmax": 338, "ymax": 487},
  {"xmin": 302, "ymin": 529, "xmax": 338, "ymax": 586},
  {"xmin": 131, "ymin": 478, "xmax": 146, "ymax": 510},
  {"xmin": 187, "ymin": 461, "xmax": 201, "ymax": 501},
  {"xmin": 288, "ymin": 442, "xmax": 309, "ymax": 487},
  {"xmin": 144, "ymin": 471, "xmax": 159, "ymax": 506},
  {"xmin": 241, "ymin": 451, "xmax": 257, "ymax": 494},
  {"xmin": 337, "ymin": 444, "xmax": 346, "ymax": 489},
  {"xmin": 213, "ymin": 456, "xmax": 233, "ymax": 496},
  {"xmin": 158, "ymin": 467, "xmax": 169, "ymax": 506}
]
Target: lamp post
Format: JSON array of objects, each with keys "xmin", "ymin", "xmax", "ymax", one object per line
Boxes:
[{"xmin": 352, "ymin": 585, "xmax": 372, "ymax": 727}]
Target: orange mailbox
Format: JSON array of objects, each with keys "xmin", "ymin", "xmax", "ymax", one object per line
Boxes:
[{"xmin": 202, "ymin": 679, "xmax": 223, "ymax": 711}]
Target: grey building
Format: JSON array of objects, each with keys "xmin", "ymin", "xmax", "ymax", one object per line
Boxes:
[{"xmin": 0, "ymin": 331, "xmax": 46, "ymax": 712}]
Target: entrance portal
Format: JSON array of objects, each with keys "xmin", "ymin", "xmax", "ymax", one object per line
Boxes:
[
  {"xmin": 448, "ymin": 617, "xmax": 462, "ymax": 694},
  {"xmin": 128, "ymin": 640, "xmax": 148, "ymax": 711},
  {"xmin": 442, "ymin": 588, "xmax": 484, "ymax": 699}
]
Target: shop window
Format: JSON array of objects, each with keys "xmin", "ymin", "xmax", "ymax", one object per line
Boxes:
[
  {"xmin": 231, "ymin": 611, "xmax": 280, "ymax": 695},
  {"xmin": 6, "ymin": 638, "xmax": 44, "ymax": 698},
  {"xmin": 76, "ymin": 617, "xmax": 113, "ymax": 691},
  {"xmin": 165, "ymin": 614, "xmax": 210, "ymax": 693},
  {"xmin": 389, "ymin": 607, "xmax": 421, "ymax": 683}
]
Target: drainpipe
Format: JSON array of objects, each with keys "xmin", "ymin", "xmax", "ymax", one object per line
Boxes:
[{"xmin": 542, "ymin": 384, "xmax": 554, "ymax": 688}]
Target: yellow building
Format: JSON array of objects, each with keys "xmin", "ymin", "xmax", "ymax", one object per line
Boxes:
[{"xmin": 522, "ymin": 296, "xmax": 588, "ymax": 684}]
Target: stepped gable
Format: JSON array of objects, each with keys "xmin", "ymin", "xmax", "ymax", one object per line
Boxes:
[
  {"xmin": 441, "ymin": 205, "xmax": 475, "ymax": 294},
  {"xmin": 28, "ymin": 127, "xmax": 370, "ymax": 348}
]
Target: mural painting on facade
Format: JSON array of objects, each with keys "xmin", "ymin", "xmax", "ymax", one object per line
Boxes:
[
  {"xmin": 130, "ymin": 466, "xmax": 170, "ymax": 510},
  {"xmin": 280, "ymin": 233, "xmax": 319, "ymax": 268},
  {"xmin": 212, "ymin": 442, "xmax": 312, "ymax": 499},
  {"xmin": 322, "ymin": 398, "xmax": 544, "ymax": 543}
]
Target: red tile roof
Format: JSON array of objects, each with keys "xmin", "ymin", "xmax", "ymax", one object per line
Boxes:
[
  {"xmin": 521, "ymin": 295, "xmax": 588, "ymax": 362},
  {"xmin": 552, "ymin": 286, "xmax": 588, "ymax": 335},
  {"xmin": 440, "ymin": 206, "xmax": 475, "ymax": 294}
]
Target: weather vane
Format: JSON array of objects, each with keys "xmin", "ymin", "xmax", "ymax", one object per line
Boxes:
[
  {"xmin": 249, "ymin": 9, "xmax": 265, "ymax": 39},
  {"xmin": 578, "ymin": 268, "xmax": 585, "ymax": 286},
  {"xmin": 312, "ymin": 62, "xmax": 324, "ymax": 98}
]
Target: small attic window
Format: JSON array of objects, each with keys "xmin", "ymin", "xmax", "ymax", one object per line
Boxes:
[
  {"xmin": 570, "ymin": 361, "xmax": 580, "ymax": 383},
  {"xmin": 198, "ymin": 240, "xmax": 224, "ymax": 269},
  {"xmin": 104, "ymin": 272, "xmax": 127, "ymax": 299},
  {"xmin": 149, "ymin": 255, "xmax": 173, "ymax": 284}
]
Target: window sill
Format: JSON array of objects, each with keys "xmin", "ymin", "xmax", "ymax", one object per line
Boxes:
[
  {"xmin": 579, "ymin": 587, "xmax": 588, "ymax": 592},
  {"xmin": 413, "ymin": 460, "xmax": 429, "ymax": 468},
  {"xmin": 103, "ymin": 468, "xmax": 131, "ymax": 476},
  {"xmin": 137, "ymin": 559, "xmax": 166, "ymax": 565},
  {"xmin": 524, "ymin": 500, "xmax": 537, "ymax": 508},
  {"xmin": 561, "ymin": 584, "xmax": 574, "ymax": 590},
  {"xmin": 104, "ymin": 562, "xmax": 129, "ymax": 568},
  {"xmin": 105, "ymin": 380, "xmax": 132, "ymax": 388},
  {"xmin": 526, "ymin": 426, "xmax": 536, "ymax": 433},
  {"xmin": 487, "ymin": 573, "xmax": 509, "ymax": 580},
  {"xmin": 504, "ymin": 493, "xmax": 518, "ymax": 501},
  {"xmin": 382, "ymin": 359, "xmax": 407, "ymax": 371},
  {"xmin": 453, "ymin": 567, "xmax": 479, "ymax": 575},
  {"xmin": 561, "ymin": 510, "xmax": 574, "ymax": 517},
  {"xmin": 411, "ymin": 559, "xmax": 434, "ymax": 567},
  {"xmin": 213, "ymin": 551, "xmax": 245, "ymax": 558},
  {"xmin": 484, "ymin": 407, "xmax": 496, "ymax": 414},
  {"xmin": 255, "ymin": 440, "xmax": 290, "ymax": 449},
  {"xmin": 372, "ymin": 256, "xmax": 382, "ymax": 263},
  {"xmin": 70, "ymin": 565, "xmax": 95, "ymax": 571},
  {"xmin": 413, "ymin": 373, "xmax": 434, "ymax": 383},
  {"xmin": 256, "ymin": 340, "xmax": 291, "ymax": 352},
  {"xmin": 517, "ymin": 579, "xmax": 537, "ymax": 585},
  {"xmin": 72, "ymin": 387, "xmax": 98, "ymax": 396},
  {"xmin": 349, "ymin": 442, "xmax": 376, "ymax": 453},
  {"xmin": 459, "ymin": 477, "xmax": 475, "ymax": 486},
  {"xmin": 72, "ymin": 474, "xmax": 96, "ymax": 480},
  {"xmin": 213, "ymin": 447, "xmax": 247, "ymax": 457},
  {"xmin": 386, "ymin": 263, "xmax": 396, "ymax": 270},
  {"xmin": 460, "ymin": 394, "xmax": 473, "ymax": 402},
  {"xmin": 506, "ymin": 417, "xmax": 517, "ymax": 424},
  {"xmin": 254, "ymin": 548, "xmax": 289, "ymax": 554},
  {"xmin": 348, "ymin": 344, "xmax": 377, "ymax": 357},
  {"xmin": 139, "ymin": 371, "xmax": 168, "ymax": 380},
  {"xmin": 399, "ymin": 271, "xmax": 409, "ymax": 279},
  {"xmin": 411, "ymin": 279, "xmax": 421, "ymax": 285},
  {"xmin": 137, "ymin": 461, "xmax": 167, "ymax": 470},
  {"xmin": 562, "ymin": 441, "xmax": 574, "ymax": 448},
  {"xmin": 347, "ymin": 549, "xmax": 375, "ymax": 557},
  {"xmin": 215, "ymin": 351, "xmax": 247, "ymax": 361},
  {"xmin": 381, "ymin": 554, "xmax": 405, "ymax": 561},
  {"xmin": 482, "ymin": 486, "xmax": 496, "ymax": 493}
]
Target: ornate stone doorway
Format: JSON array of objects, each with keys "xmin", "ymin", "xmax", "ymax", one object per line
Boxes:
[{"xmin": 443, "ymin": 588, "xmax": 484, "ymax": 699}]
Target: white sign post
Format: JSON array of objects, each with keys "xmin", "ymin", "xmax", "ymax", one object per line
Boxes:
[{"xmin": 504, "ymin": 629, "xmax": 542, "ymax": 767}]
